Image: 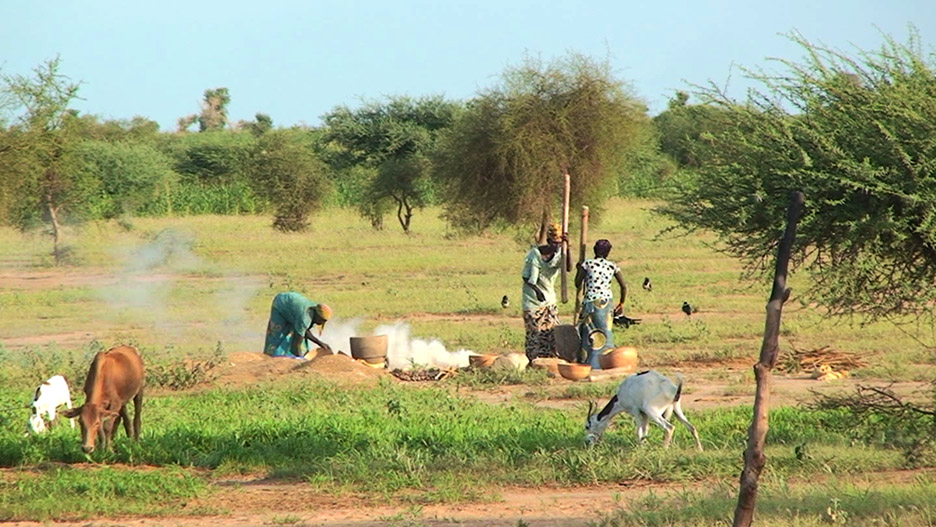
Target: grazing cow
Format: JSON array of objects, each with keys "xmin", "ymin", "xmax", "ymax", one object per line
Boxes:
[
  {"xmin": 63, "ymin": 345, "xmax": 144, "ymax": 453},
  {"xmin": 584, "ymin": 370, "xmax": 703, "ymax": 451},
  {"xmin": 28, "ymin": 375, "xmax": 75, "ymax": 435}
]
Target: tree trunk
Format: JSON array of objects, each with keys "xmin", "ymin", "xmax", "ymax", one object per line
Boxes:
[
  {"xmin": 537, "ymin": 208, "xmax": 550, "ymax": 245},
  {"xmin": 47, "ymin": 195, "xmax": 64, "ymax": 264},
  {"xmin": 733, "ymin": 190, "xmax": 804, "ymax": 527},
  {"xmin": 394, "ymin": 194, "xmax": 412, "ymax": 234}
]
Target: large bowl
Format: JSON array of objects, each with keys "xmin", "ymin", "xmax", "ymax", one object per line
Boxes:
[
  {"xmin": 350, "ymin": 335, "xmax": 388, "ymax": 361},
  {"xmin": 599, "ymin": 346, "xmax": 639, "ymax": 371},
  {"xmin": 469, "ymin": 354, "xmax": 498, "ymax": 368},
  {"xmin": 557, "ymin": 362, "xmax": 592, "ymax": 381}
]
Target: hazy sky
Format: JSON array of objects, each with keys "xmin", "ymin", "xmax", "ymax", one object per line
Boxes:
[{"xmin": 2, "ymin": 1, "xmax": 932, "ymax": 131}]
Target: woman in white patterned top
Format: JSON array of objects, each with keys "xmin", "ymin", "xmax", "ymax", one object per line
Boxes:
[{"xmin": 574, "ymin": 239, "xmax": 627, "ymax": 369}]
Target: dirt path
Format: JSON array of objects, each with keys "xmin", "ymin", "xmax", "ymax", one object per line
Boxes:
[{"xmin": 5, "ymin": 469, "xmax": 930, "ymax": 527}]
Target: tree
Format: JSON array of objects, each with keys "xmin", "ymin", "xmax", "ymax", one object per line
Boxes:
[
  {"xmin": 652, "ymin": 90, "xmax": 727, "ymax": 168},
  {"xmin": 177, "ymin": 87, "xmax": 231, "ymax": 132},
  {"xmin": 71, "ymin": 140, "xmax": 177, "ymax": 219},
  {"xmin": 433, "ymin": 53, "xmax": 647, "ymax": 239},
  {"xmin": 322, "ymin": 95, "xmax": 459, "ymax": 232},
  {"xmin": 0, "ymin": 57, "xmax": 88, "ymax": 263},
  {"xmin": 249, "ymin": 129, "xmax": 331, "ymax": 232},
  {"xmin": 659, "ymin": 29, "xmax": 936, "ymax": 323}
]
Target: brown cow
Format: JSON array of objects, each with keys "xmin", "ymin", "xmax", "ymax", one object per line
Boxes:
[{"xmin": 63, "ymin": 345, "xmax": 144, "ymax": 453}]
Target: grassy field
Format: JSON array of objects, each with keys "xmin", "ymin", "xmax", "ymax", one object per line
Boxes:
[
  {"xmin": 0, "ymin": 377, "xmax": 933, "ymax": 522},
  {"xmin": 0, "ymin": 199, "xmax": 934, "ymax": 524},
  {"xmin": 1, "ymin": 199, "xmax": 933, "ymax": 378}
]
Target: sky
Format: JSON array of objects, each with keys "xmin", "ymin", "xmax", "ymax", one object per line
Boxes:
[{"xmin": 1, "ymin": 1, "xmax": 933, "ymax": 131}]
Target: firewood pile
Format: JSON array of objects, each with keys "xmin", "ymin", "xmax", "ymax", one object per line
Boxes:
[
  {"xmin": 780, "ymin": 345, "xmax": 867, "ymax": 374},
  {"xmin": 391, "ymin": 367, "xmax": 459, "ymax": 382}
]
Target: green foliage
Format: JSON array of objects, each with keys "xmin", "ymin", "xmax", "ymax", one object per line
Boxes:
[
  {"xmin": 159, "ymin": 130, "xmax": 255, "ymax": 184},
  {"xmin": 136, "ymin": 180, "xmax": 262, "ymax": 216},
  {"xmin": 249, "ymin": 129, "xmax": 331, "ymax": 231},
  {"xmin": 0, "ymin": 57, "xmax": 89, "ymax": 261},
  {"xmin": 660, "ymin": 29, "xmax": 936, "ymax": 322},
  {"xmin": 434, "ymin": 52, "xmax": 647, "ymax": 236},
  {"xmin": 652, "ymin": 90, "xmax": 729, "ymax": 169},
  {"xmin": 322, "ymin": 95, "xmax": 460, "ymax": 232},
  {"xmin": 616, "ymin": 117, "xmax": 680, "ymax": 198},
  {"xmin": 72, "ymin": 140, "xmax": 177, "ymax": 219}
]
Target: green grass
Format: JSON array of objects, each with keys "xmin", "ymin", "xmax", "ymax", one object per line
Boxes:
[
  {"xmin": 0, "ymin": 465, "xmax": 210, "ymax": 521},
  {"xmin": 1, "ymin": 199, "xmax": 933, "ymax": 383},
  {"xmin": 2, "ymin": 200, "xmax": 935, "ymax": 521},
  {"xmin": 0, "ymin": 377, "xmax": 932, "ymax": 519},
  {"xmin": 597, "ymin": 473, "xmax": 936, "ymax": 526}
]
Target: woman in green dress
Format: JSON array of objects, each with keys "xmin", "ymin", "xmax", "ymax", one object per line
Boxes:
[{"xmin": 264, "ymin": 292, "xmax": 334, "ymax": 358}]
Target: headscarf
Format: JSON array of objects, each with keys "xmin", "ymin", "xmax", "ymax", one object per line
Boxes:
[
  {"xmin": 313, "ymin": 304, "xmax": 333, "ymax": 335},
  {"xmin": 546, "ymin": 222, "xmax": 562, "ymax": 246}
]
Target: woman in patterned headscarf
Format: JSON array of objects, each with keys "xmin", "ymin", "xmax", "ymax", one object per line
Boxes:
[
  {"xmin": 520, "ymin": 223, "xmax": 568, "ymax": 363},
  {"xmin": 575, "ymin": 239, "xmax": 627, "ymax": 369},
  {"xmin": 263, "ymin": 292, "xmax": 334, "ymax": 358}
]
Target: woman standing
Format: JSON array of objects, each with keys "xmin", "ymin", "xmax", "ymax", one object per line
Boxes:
[
  {"xmin": 264, "ymin": 291, "xmax": 333, "ymax": 358},
  {"xmin": 521, "ymin": 224, "xmax": 567, "ymax": 363},
  {"xmin": 575, "ymin": 239, "xmax": 627, "ymax": 369}
]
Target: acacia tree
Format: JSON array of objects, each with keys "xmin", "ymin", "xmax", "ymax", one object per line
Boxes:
[
  {"xmin": 0, "ymin": 57, "xmax": 89, "ymax": 262},
  {"xmin": 433, "ymin": 53, "xmax": 647, "ymax": 240},
  {"xmin": 660, "ymin": 30, "xmax": 936, "ymax": 323},
  {"xmin": 322, "ymin": 95, "xmax": 458, "ymax": 232}
]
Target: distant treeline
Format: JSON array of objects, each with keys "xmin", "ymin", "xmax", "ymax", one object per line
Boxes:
[{"xmin": 0, "ymin": 54, "xmax": 706, "ymax": 240}]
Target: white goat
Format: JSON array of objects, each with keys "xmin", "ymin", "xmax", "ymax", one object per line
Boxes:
[
  {"xmin": 584, "ymin": 370, "xmax": 703, "ymax": 451},
  {"xmin": 28, "ymin": 375, "xmax": 74, "ymax": 435}
]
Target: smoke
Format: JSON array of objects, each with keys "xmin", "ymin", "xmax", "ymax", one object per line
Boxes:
[
  {"xmin": 98, "ymin": 228, "xmax": 265, "ymax": 350},
  {"xmin": 378, "ymin": 321, "xmax": 474, "ymax": 370},
  {"xmin": 318, "ymin": 317, "xmax": 364, "ymax": 357},
  {"xmin": 318, "ymin": 319, "xmax": 474, "ymax": 370}
]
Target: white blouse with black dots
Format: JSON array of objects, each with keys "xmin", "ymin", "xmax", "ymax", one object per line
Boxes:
[{"xmin": 581, "ymin": 257, "xmax": 620, "ymax": 303}]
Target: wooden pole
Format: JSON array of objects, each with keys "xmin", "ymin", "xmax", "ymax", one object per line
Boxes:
[
  {"xmin": 732, "ymin": 191, "xmax": 805, "ymax": 527},
  {"xmin": 560, "ymin": 173, "xmax": 571, "ymax": 303},
  {"xmin": 574, "ymin": 205, "xmax": 589, "ymax": 321}
]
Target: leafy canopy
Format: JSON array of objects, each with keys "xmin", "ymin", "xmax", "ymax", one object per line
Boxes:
[
  {"xmin": 660, "ymin": 29, "xmax": 936, "ymax": 322},
  {"xmin": 322, "ymin": 95, "xmax": 459, "ymax": 232},
  {"xmin": 434, "ymin": 52, "xmax": 647, "ymax": 235}
]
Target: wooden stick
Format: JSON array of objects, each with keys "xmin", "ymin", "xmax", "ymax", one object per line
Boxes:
[
  {"xmin": 560, "ymin": 173, "xmax": 571, "ymax": 303},
  {"xmin": 574, "ymin": 205, "xmax": 589, "ymax": 321}
]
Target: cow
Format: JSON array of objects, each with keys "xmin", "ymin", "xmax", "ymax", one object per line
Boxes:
[
  {"xmin": 63, "ymin": 345, "xmax": 144, "ymax": 453},
  {"xmin": 27, "ymin": 375, "xmax": 75, "ymax": 435}
]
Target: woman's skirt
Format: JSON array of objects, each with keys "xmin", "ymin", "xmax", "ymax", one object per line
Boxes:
[{"xmin": 523, "ymin": 304, "xmax": 560, "ymax": 362}]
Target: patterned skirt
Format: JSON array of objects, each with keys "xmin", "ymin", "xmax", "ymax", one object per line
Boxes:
[{"xmin": 523, "ymin": 304, "xmax": 560, "ymax": 362}]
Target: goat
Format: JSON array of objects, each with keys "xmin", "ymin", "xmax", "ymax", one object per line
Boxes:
[
  {"xmin": 584, "ymin": 370, "xmax": 703, "ymax": 451},
  {"xmin": 28, "ymin": 375, "xmax": 75, "ymax": 435}
]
